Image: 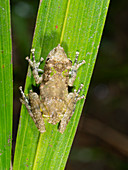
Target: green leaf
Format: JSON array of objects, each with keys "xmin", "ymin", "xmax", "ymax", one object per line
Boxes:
[
  {"xmin": 13, "ymin": 0, "xmax": 110, "ymax": 169},
  {"xmin": 0, "ymin": 0, "xmax": 13, "ymax": 169}
]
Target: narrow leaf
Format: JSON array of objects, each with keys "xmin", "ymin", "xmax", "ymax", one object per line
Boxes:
[
  {"xmin": 13, "ymin": 0, "xmax": 110, "ymax": 169},
  {"xmin": 0, "ymin": 0, "xmax": 13, "ymax": 169}
]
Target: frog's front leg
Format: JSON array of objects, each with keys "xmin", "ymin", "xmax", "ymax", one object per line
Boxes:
[
  {"xmin": 19, "ymin": 86, "xmax": 46, "ymax": 133},
  {"xmin": 26, "ymin": 49, "xmax": 44, "ymax": 84},
  {"xmin": 68, "ymin": 52, "xmax": 85, "ymax": 86},
  {"xmin": 59, "ymin": 84, "xmax": 84, "ymax": 134}
]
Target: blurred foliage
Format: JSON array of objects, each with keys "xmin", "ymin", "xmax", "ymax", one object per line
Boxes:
[{"xmin": 67, "ymin": 147, "xmax": 128, "ymax": 170}]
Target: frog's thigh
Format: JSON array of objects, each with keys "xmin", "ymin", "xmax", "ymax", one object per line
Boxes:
[
  {"xmin": 29, "ymin": 91, "xmax": 46, "ymax": 133},
  {"xmin": 59, "ymin": 93, "xmax": 75, "ymax": 134}
]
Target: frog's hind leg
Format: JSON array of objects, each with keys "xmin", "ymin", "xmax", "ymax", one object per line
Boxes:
[
  {"xmin": 19, "ymin": 86, "xmax": 46, "ymax": 133},
  {"xmin": 59, "ymin": 93, "xmax": 75, "ymax": 134},
  {"xmin": 59, "ymin": 84, "xmax": 84, "ymax": 134}
]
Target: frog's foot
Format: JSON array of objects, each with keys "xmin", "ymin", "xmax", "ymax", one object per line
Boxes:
[
  {"xmin": 70, "ymin": 84, "xmax": 84, "ymax": 116},
  {"xmin": 26, "ymin": 49, "xmax": 44, "ymax": 84},
  {"xmin": 74, "ymin": 84, "xmax": 85, "ymax": 102},
  {"xmin": 74, "ymin": 51, "xmax": 86, "ymax": 68},
  {"xmin": 26, "ymin": 49, "xmax": 44, "ymax": 70},
  {"xmin": 68, "ymin": 52, "xmax": 85, "ymax": 86},
  {"xmin": 19, "ymin": 86, "xmax": 34, "ymax": 119}
]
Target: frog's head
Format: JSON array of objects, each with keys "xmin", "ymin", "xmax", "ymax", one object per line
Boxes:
[{"xmin": 45, "ymin": 44, "xmax": 72, "ymax": 73}]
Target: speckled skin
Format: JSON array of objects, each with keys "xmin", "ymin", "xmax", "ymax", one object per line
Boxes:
[{"xmin": 19, "ymin": 44, "xmax": 85, "ymax": 134}]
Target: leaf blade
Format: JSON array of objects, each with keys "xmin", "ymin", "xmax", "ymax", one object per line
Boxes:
[
  {"xmin": 13, "ymin": 0, "xmax": 110, "ymax": 169},
  {"xmin": 0, "ymin": 0, "xmax": 13, "ymax": 169}
]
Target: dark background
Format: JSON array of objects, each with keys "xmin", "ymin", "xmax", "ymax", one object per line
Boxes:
[{"xmin": 11, "ymin": 0, "xmax": 128, "ymax": 169}]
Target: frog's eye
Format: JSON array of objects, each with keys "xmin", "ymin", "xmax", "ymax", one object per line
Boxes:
[
  {"xmin": 46, "ymin": 57, "xmax": 50, "ymax": 62},
  {"xmin": 69, "ymin": 59, "xmax": 72, "ymax": 63}
]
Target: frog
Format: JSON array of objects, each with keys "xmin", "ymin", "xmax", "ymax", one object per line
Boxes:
[{"xmin": 19, "ymin": 44, "xmax": 85, "ymax": 134}]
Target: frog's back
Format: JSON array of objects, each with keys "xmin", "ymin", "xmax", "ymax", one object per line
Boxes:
[
  {"xmin": 40, "ymin": 74, "xmax": 68, "ymax": 99},
  {"xmin": 43, "ymin": 97, "xmax": 67, "ymax": 124}
]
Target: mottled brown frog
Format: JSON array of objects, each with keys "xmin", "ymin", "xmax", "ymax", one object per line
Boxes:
[{"xmin": 19, "ymin": 44, "xmax": 85, "ymax": 133}]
